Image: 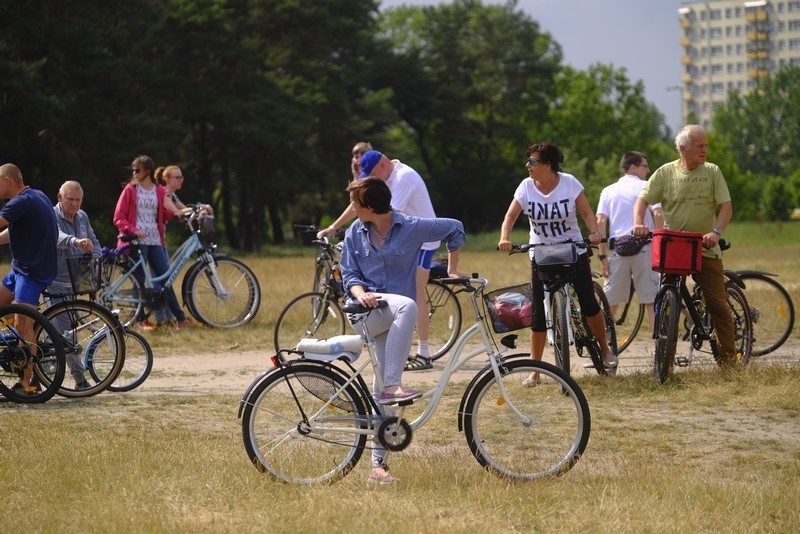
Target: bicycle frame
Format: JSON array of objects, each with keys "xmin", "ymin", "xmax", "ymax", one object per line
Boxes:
[
  {"xmin": 242, "ymin": 277, "xmax": 530, "ymax": 432},
  {"xmin": 655, "ymin": 274, "xmax": 714, "ymax": 358}
]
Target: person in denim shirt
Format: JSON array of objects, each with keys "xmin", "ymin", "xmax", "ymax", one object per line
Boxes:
[{"xmin": 340, "ymin": 177, "xmax": 465, "ymax": 483}]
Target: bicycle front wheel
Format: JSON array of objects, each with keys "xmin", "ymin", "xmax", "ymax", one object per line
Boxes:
[
  {"xmin": 273, "ymin": 292, "xmax": 346, "ymax": 353},
  {"xmin": 101, "ymin": 328, "xmax": 153, "ymax": 392},
  {"xmin": 184, "ymin": 255, "xmax": 261, "ymax": 328},
  {"xmin": 654, "ymin": 286, "xmax": 679, "ymax": 383},
  {"xmin": 42, "ymin": 299, "xmax": 126, "ymax": 398},
  {"xmin": 462, "ymin": 359, "xmax": 590, "ymax": 480},
  {"xmin": 426, "ymin": 281, "xmax": 462, "ymax": 361},
  {"xmin": 241, "ymin": 363, "xmax": 368, "ymax": 484},
  {"xmin": 0, "ymin": 304, "xmax": 66, "ymax": 403},
  {"xmin": 737, "ymin": 273, "xmax": 795, "ymax": 356},
  {"xmin": 551, "ymin": 290, "xmax": 570, "ymax": 375}
]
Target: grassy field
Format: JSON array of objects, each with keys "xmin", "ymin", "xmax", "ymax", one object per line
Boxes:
[{"xmin": 1, "ymin": 221, "xmax": 799, "ymax": 532}]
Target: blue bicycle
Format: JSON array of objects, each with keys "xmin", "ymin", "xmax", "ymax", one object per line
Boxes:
[{"xmin": 97, "ymin": 205, "xmax": 261, "ymax": 328}]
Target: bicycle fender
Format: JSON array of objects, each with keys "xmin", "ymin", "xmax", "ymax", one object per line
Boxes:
[
  {"xmin": 456, "ymin": 353, "xmax": 532, "ymax": 432},
  {"xmin": 237, "ymin": 359, "xmax": 363, "ymax": 419},
  {"xmin": 723, "ymin": 270, "xmax": 746, "ymax": 289},
  {"xmin": 733, "ymin": 269, "xmax": 779, "ymax": 277}
]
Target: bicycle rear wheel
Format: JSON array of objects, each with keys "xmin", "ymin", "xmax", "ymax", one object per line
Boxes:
[
  {"xmin": 551, "ymin": 290, "xmax": 570, "ymax": 375},
  {"xmin": 241, "ymin": 363, "xmax": 368, "ymax": 484},
  {"xmin": 462, "ymin": 359, "xmax": 590, "ymax": 479},
  {"xmin": 0, "ymin": 304, "xmax": 66, "ymax": 403},
  {"xmin": 653, "ymin": 286, "xmax": 679, "ymax": 383},
  {"xmin": 273, "ymin": 292, "xmax": 346, "ymax": 353},
  {"xmin": 426, "ymin": 281, "xmax": 461, "ymax": 361},
  {"xmin": 184, "ymin": 255, "xmax": 261, "ymax": 328},
  {"xmin": 97, "ymin": 256, "xmax": 145, "ymax": 327},
  {"xmin": 42, "ymin": 299, "xmax": 126, "ymax": 398},
  {"xmin": 724, "ymin": 282, "xmax": 753, "ymax": 365},
  {"xmin": 100, "ymin": 328, "xmax": 153, "ymax": 392},
  {"xmin": 737, "ymin": 272, "xmax": 794, "ymax": 356},
  {"xmin": 594, "ymin": 282, "xmax": 618, "ymax": 357},
  {"xmin": 613, "ymin": 282, "xmax": 645, "ymax": 354}
]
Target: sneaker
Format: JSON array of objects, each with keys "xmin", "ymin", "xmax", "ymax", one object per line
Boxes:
[
  {"xmin": 404, "ymin": 355, "xmax": 432, "ymax": 371},
  {"xmin": 75, "ymin": 380, "xmax": 92, "ymax": 391},
  {"xmin": 137, "ymin": 320, "xmax": 157, "ymax": 332},
  {"xmin": 378, "ymin": 388, "xmax": 422, "ymax": 405},
  {"xmin": 582, "ymin": 361, "xmax": 596, "ymax": 369},
  {"xmin": 174, "ymin": 318, "xmax": 194, "ymax": 330},
  {"xmin": 603, "ymin": 353, "xmax": 619, "ymax": 368}
]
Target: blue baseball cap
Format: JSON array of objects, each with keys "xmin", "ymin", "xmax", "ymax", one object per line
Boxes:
[{"xmin": 358, "ymin": 150, "xmax": 383, "ymax": 178}]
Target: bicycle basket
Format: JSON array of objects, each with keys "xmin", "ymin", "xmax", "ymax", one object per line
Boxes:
[
  {"xmin": 484, "ymin": 283, "xmax": 533, "ymax": 333},
  {"xmin": 198, "ymin": 215, "xmax": 216, "ymax": 238},
  {"xmin": 533, "ymin": 242, "xmax": 578, "ymax": 284},
  {"xmin": 66, "ymin": 255, "xmax": 101, "ymax": 295},
  {"xmin": 651, "ymin": 229, "xmax": 703, "ymax": 275}
]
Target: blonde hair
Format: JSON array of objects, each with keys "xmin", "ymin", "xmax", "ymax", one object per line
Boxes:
[{"xmin": 155, "ymin": 165, "xmax": 181, "ymax": 186}]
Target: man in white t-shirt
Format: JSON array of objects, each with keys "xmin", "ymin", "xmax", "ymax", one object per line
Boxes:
[
  {"xmin": 317, "ymin": 150, "xmax": 441, "ymax": 370},
  {"xmin": 596, "ymin": 151, "xmax": 663, "ymax": 339}
]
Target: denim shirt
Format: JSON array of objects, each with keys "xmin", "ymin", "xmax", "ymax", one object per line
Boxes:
[{"xmin": 341, "ymin": 211, "xmax": 465, "ymax": 301}]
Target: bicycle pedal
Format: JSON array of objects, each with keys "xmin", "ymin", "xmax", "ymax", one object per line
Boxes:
[{"xmin": 675, "ymin": 356, "xmax": 691, "ymax": 367}]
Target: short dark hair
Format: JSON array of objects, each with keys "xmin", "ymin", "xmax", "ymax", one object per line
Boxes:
[
  {"xmin": 346, "ymin": 177, "xmax": 391, "ymax": 214},
  {"xmin": 620, "ymin": 151, "xmax": 647, "ymax": 174},
  {"xmin": 527, "ymin": 142, "xmax": 564, "ymax": 172}
]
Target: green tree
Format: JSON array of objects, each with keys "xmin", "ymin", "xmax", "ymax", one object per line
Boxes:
[
  {"xmin": 371, "ymin": 0, "xmax": 563, "ymax": 231},
  {"xmin": 761, "ymin": 176, "xmax": 792, "ymax": 222}
]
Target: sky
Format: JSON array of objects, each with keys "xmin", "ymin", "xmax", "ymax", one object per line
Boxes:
[{"xmin": 380, "ymin": 0, "xmax": 685, "ymax": 132}]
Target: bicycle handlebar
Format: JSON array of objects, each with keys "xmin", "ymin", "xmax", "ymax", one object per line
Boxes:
[
  {"xmin": 504, "ymin": 238, "xmax": 603, "ymax": 256},
  {"xmin": 633, "ymin": 231, "xmax": 731, "ymax": 251}
]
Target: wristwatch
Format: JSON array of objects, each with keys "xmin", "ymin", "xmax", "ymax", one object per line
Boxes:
[{"xmin": 712, "ymin": 227, "xmax": 723, "ymax": 235}]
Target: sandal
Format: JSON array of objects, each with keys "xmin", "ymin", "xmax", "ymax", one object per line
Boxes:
[
  {"xmin": 404, "ymin": 355, "xmax": 433, "ymax": 371},
  {"xmin": 12, "ymin": 383, "xmax": 40, "ymax": 396}
]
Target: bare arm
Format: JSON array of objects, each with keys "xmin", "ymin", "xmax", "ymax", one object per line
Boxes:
[
  {"xmin": 497, "ymin": 199, "xmax": 522, "ymax": 252},
  {"xmin": 652, "ymin": 207, "xmax": 665, "ymax": 230},
  {"xmin": 632, "ymin": 197, "xmax": 651, "ymax": 237},
  {"xmin": 0, "ymin": 227, "xmax": 8, "ymax": 246},
  {"xmin": 317, "ymin": 204, "xmax": 356, "ymax": 239},
  {"xmin": 576, "ymin": 192, "xmax": 602, "ymax": 244},
  {"xmin": 596, "ymin": 213, "xmax": 609, "ymax": 276}
]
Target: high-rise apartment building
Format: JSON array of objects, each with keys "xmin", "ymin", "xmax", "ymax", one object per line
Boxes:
[{"xmin": 678, "ymin": 0, "xmax": 800, "ymax": 128}]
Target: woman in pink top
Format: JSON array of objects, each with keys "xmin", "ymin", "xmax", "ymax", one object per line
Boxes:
[{"xmin": 113, "ymin": 155, "xmax": 192, "ymax": 330}]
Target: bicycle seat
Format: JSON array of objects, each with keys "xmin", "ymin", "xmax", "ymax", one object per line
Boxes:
[
  {"xmin": 296, "ymin": 335, "xmax": 363, "ymax": 363},
  {"xmin": 118, "ymin": 233, "xmax": 138, "ymax": 243}
]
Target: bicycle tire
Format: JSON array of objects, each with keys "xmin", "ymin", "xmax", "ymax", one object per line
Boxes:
[
  {"xmin": 594, "ymin": 282, "xmax": 618, "ymax": 357},
  {"xmin": 241, "ymin": 363, "xmax": 368, "ymax": 484},
  {"xmin": 614, "ymin": 282, "xmax": 646, "ymax": 354},
  {"xmin": 426, "ymin": 281, "xmax": 462, "ymax": 361},
  {"xmin": 313, "ymin": 257, "xmax": 328, "ymax": 295},
  {"xmin": 551, "ymin": 290, "xmax": 570, "ymax": 375},
  {"xmin": 571, "ymin": 288, "xmax": 607, "ymax": 375},
  {"xmin": 97, "ymin": 256, "xmax": 145, "ymax": 327},
  {"xmin": 42, "ymin": 299, "xmax": 126, "ymax": 398},
  {"xmin": 0, "ymin": 304, "xmax": 66, "ymax": 403},
  {"xmin": 462, "ymin": 359, "xmax": 590, "ymax": 480},
  {"xmin": 273, "ymin": 292, "xmax": 346, "ymax": 353},
  {"xmin": 736, "ymin": 272, "xmax": 795, "ymax": 356},
  {"xmin": 654, "ymin": 286, "xmax": 679, "ymax": 383},
  {"xmin": 101, "ymin": 328, "xmax": 153, "ymax": 392},
  {"xmin": 724, "ymin": 282, "xmax": 753, "ymax": 366},
  {"xmin": 183, "ymin": 255, "xmax": 261, "ymax": 328}
]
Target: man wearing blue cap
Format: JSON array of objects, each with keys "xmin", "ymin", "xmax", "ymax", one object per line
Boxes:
[{"xmin": 318, "ymin": 149, "xmax": 442, "ymax": 370}]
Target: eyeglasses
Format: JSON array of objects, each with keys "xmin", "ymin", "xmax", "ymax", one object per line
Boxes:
[
  {"xmin": 526, "ymin": 157, "xmax": 541, "ymax": 166},
  {"xmin": 171, "ymin": 175, "xmax": 184, "ymax": 180}
]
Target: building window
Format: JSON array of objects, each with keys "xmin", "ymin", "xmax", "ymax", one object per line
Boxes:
[
  {"xmin": 736, "ymin": 25, "xmax": 743, "ymax": 36},
  {"xmin": 711, "ymin": 46, "xmax": 724, "ymax": 56},
  {"xmin": 712, "ymin": 64, "xmax": 723, "ymax": 74},
  {"xmin": 789, "ymin": 20, "xmax": 800, "ymax": 30},
  {"xmin": 790, "ymin": 38, "xmax": 800, "ymax": 48},
  {"xmin": 710, "ymin": 27, "xmax": 722, "ymax": 38},
  {"xmin": 789, "ymin": 1, "xmax": 800, "ymax": 12},
  {"xmin": 710, "ymin": 9, "xmax": 722, "ymax": 20},
  {"xmin": 727, "ymin": 63, "xmax": 735, "ymax": 73}
]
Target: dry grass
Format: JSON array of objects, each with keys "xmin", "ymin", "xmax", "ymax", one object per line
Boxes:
[
  {"xmin": 1, "ymin": 365, "xmax": 798, "ymax": 532},
  {"xmin": 0, "ymin": 223, "xmax": 798, "ymax": 532}
]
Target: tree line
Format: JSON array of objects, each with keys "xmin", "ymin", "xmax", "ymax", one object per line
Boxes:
[{"xmin": 2, "ymin": 0, "xmax": 798, "ymax": 251}]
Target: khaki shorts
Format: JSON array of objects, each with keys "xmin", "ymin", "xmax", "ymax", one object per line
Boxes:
[{"xmin": 603, "ymin": 244, "xmax": 659, "ymax": 306}]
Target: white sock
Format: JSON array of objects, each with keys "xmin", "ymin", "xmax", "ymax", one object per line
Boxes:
[{"xmin": 418, "ymin": 341, "xmax": 430, "ymax": 358}]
